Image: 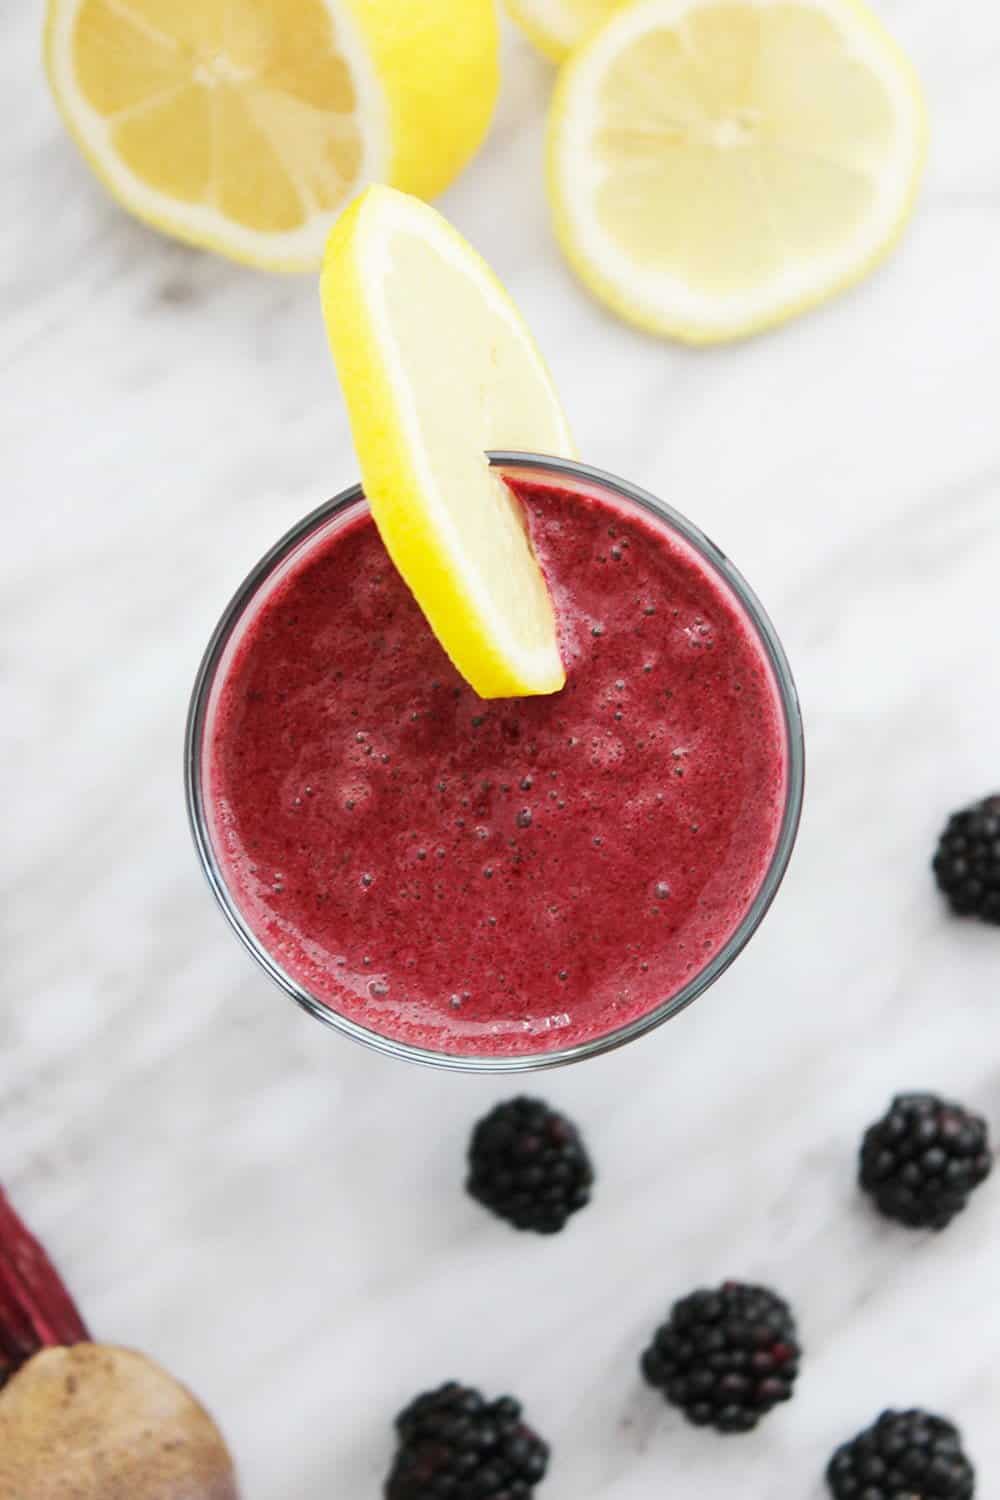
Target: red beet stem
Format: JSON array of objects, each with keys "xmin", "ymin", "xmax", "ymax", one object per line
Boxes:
[{"xmin": 0, "ymin": 1187, "xmax": 89, "ymax": 1383}]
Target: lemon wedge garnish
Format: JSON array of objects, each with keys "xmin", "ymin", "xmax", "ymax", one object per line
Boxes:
[
  {"xmin": 506, "ymin": 0, "xmax": 626, "ymax": 62},
  {"xmin": 321, "ymin": 186, "xmax": 574, "ymax": 698},
  {"xmin": 44, "ymin": 0, "xmax": 499, "ymax": 270},
  {"xmin": 548, "ymin": 0, "xmax": 927, "ymax": 342}
]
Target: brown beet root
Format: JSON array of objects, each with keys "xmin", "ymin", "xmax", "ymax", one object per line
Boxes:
[
  {"xmin": 0, "ymin": 1344, "xmax": 240, "ymax": 1499},
  {"xmin": 0, "ymin": 1187, "xmax": 240, "ymax": 1497}
]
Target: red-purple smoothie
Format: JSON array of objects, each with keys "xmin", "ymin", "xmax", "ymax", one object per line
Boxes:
[{"xmin": 205, "ymin": 472, "xmax": 787, "ymax": 1057}]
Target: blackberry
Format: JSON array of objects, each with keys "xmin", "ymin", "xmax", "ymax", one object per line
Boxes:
[
  {"xmin": 827, "ymin": 1409, "xmax": 975, "ymax": 1499},
  {"xmin": 640, "ymin": 1281, "xmax": 800, "ymax": 1434},
  {"xmin": 933, "ymin": 794, "xmax": 1000, "ymax": 922},
  {"xmin": 385, "ymin": 1381, "xmax": 550, "ymax": 1500},
  {"xmin": 466, "ymin": 1097, "xmax": 593, "ymax": 1234},
  {"xmin": 860, "ymin": 1093, "xmax": 992, "ymax": 1230}
]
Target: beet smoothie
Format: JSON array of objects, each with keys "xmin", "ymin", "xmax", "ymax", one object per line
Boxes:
[{"xmin": 200, "ymin": 467, "xmax": 792, "ymax": 1058}]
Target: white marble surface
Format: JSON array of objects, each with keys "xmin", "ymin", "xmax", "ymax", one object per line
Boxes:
[{"xmin": 4, "ymin": 3, "xmax": 1000, "ymax": 1495}]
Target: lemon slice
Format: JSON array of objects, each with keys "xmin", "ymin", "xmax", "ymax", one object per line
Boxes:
[
  {"xmin": 44, "ymin": 0, "xmax": 499, "ymax": 271},
  {"xmin": 506, "ymin": 0, "xmax": 625, "ymax": 62},
  {"xmin": 321, "ymin": 186, "xmax": 574, "ymax": 699},
  {"xmin": 548, "ymin": 0, "xmax": 927, "ymax": 342}
]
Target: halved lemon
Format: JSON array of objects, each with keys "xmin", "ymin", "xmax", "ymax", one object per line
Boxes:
[
  {"xmin": 548, "ymin": 0, "xmax": 927, "ymax": 342},
  {"xmin": 44, "ymin": 0, "xmax": 499, "ymax": 271},
  {"xmin": 321, "ymin": 186, "xmax": 574, "ymax": 699},
  {"xmin": 506, "ymin": 0, "xmax": 626, "ymax": 63}
]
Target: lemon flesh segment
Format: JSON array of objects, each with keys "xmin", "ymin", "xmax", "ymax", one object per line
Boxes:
[
  {"xmin": 505, "ymin": 0, "xmax": 628, "ymax": 62},
  {"xmin": 548, "ymin": 0, "xmax": 927, "ymax": 342},
  {"xmin": 44, "ymin": 0, "xmax": 498, "ymax": 270},
  {"xmin": 321, "ymin": 187, "xmax": 574, "ymax": 700}
]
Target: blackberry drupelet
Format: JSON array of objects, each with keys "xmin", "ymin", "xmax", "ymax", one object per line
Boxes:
[
  {"xmin": 640, "ymin": 1281, "xmax": 800, "ymax": 1434},
  {"xmin": 466, "ymin": 1097, "xmax": 593, "ymax": 1234},
  {"xmin": 860, "ymin": 1093, "xmax": 992, "ymax": 1230},
  {"xmin": 385, "ymin": 1381, "xmax": 550, "ymax": 1500},
  {"xmin": 827, "ymin": 1409, "xmax": 975, "ymax": 1500},
  {"xmin": 933, "ymin": 794, "xmax": 1000, "ymax": 922}
]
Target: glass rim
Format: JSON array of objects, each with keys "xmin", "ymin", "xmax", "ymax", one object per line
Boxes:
[{"xmin": 185, "ymin": 451, "xmax": 805, "ymax": 1073}]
